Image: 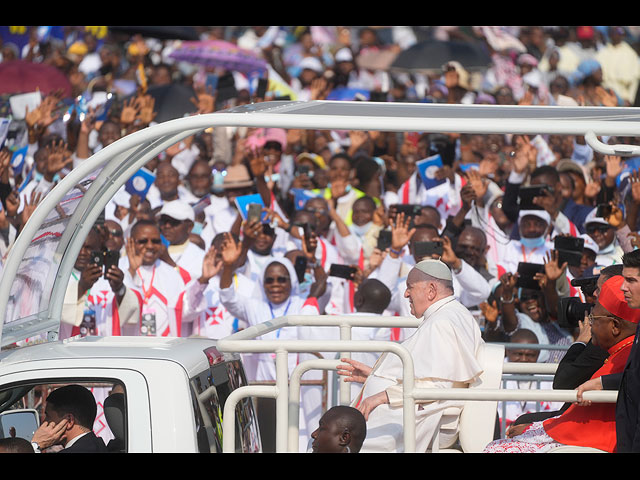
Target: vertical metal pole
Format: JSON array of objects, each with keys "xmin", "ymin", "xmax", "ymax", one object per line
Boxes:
[
  {"xmin": 275, "ymin": 350, "xmax": 289, "ymax": 453},
  {"xmin": 339, "ymin": 324, "xmax": 352, "ymax": 405}
]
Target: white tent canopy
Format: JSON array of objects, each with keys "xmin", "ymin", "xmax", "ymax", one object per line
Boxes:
[{"xmin": 2, "ymin": 100, "xmax": 640, "ymax": 346}]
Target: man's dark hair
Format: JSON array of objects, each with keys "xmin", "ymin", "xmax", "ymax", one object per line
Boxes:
[
  {"xmin": 130, "ymin": 218, "xmax": 160, "ymax": 237},
  {"xmin": 601, "ymin": 263, "xmax": 624, "ymax": 278},
  {"xmin": 531, "ymin": 165, "xmax": 560, "ymax": 184},
  {"xmin": 355, "ymin": 278, "xmax": 391, "ymax": 314},
  {"xmin": 0, "ymin": 437, "xmax": 35, "ymax": 453},
  {"xmin": 324, "ymin": 405, "xmax": 367, "ymax": 453},
  {"xmin": 46, "ymin": 385, "xmax": 98, "ymax": 430},
  {"xmin": 623, "ymin": 249, "xmax": 640, "ymax": 269}
]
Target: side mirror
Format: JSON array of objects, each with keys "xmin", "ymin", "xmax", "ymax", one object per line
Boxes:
[{"xmin": 0, "ymin": 409, "xmax": 40, "ymax": 440}]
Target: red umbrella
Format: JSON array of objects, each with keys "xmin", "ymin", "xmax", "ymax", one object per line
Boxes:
[{"xmin": 0, "ymin": 60, "xmax": 72, "ymax": 97}]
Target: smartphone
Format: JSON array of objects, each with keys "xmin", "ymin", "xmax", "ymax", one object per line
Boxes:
[
  {"xmin": 103, "ymin": 250, "xmax": 120, "ymax": 279},
  {"xmin": 596, "ymin": 203, "xmax": 613, "ymax": 219},
  {"xmin": 90, "ymin": 250, "xmax": 104, "ymax": 267},
  {"xmin": 294, "ymin": 256, "xmax": 308, "ymax": 283},
  {"xmin": 390, "ymin": 204, "xmax": 422, "ymax": 217},
  {"xmin": 554, "ymin": 236, "xmax": 584, "ymax": 253},
  {"xmin": 518, "ymin": 185, "xmax": 551, "ymax": 210},
  {"xmin": 256, "ymin": 77, "xmax": 268, "ymax": 99},
  {"xmin": 557, "ymin": 249, "xmax": 583, "ymax": 268},
  {"xmin": 247, "ymin": 203, "xmax": 262, "ymax": 224},
  {"xmin": 329, "ymin": 264, "xmax": 357, "ymax": 280},
  {"xmin": 216, "ymin": 73, "xmax": 238, "ymax": 106},
  {"xmin": 515, "ymin": 262, "xmax": 545, "ymax": 290},
  {"xmin": 376, "ymin": 230, "xmax": 392, "ymax": 251},
  {"xmin": 413, "ymin": 240, "xmax": 443, "ymax": 258}
]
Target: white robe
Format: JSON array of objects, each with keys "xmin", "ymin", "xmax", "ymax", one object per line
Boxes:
[{"xmin": 353, "ymin": 296, "xmax": 484, "ymax": 453}]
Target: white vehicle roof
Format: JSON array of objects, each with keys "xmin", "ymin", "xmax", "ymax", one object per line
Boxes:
[
  {"xmin": 0, "ymin": 336, "xmax": 228, "ymax": 377},
  {"xmin": 2, "ymin": 100, "xmax": 640, "ymax": 347}
]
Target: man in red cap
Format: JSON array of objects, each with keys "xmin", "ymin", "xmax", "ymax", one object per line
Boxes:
[
  {"xmin": 484, "ymin": 274, "xmax": 638, "ymax": 452},
  {"xmin": 574, "ymin": 249, "xmax": 640, "ymax": 452}
]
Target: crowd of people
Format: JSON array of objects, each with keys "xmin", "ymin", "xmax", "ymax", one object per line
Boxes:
[{"xmin": 2, "ymin": 25, "xmax": 640, "ymax": 453}]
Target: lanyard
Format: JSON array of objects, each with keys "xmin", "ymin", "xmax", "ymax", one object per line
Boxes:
[
  {"xmin": 268, "ymin": 298, "xmax": 292, "ymax": 338},
  {"xmin": 72, "ymin": 271, "xmax": 92, "ymax": 308},
  {"xmin": 137, "ymin": 266, "xmax": 156, "ymax": 304},
  {"xmin": 521, "ymin": 244, "xmax": 538, "ymax": 263}
]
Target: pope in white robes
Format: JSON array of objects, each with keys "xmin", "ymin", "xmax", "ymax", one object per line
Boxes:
[{"xmin": 338, "ymin": 259, "xmax": 484, "ymax": 453}]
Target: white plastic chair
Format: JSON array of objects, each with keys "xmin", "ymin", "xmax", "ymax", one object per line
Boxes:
[{"xmin": 432, "ymin": 342, "xmax": 505, "ymax": 453}]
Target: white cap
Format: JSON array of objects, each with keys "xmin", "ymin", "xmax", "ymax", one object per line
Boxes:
[
  {"xmin": 584, "ymin": 207, "xmax": 609, "ymax": 228},
  {"xmin": 413, "ymin": 259, "xmax": 453, "ymax": 282},
  {"xmin": 335, "ymin": 47, "xmax": 353, "ymax": 63},
  {"xmin": 159, "ymin": 199, "xmax": 195, "ymax": 222},
  {"xmin": 518, "ymin": 209, "xmax": 551, "ymax": 225},
  {"xmin": 580, "ymin": 233, "xmax": 599, "ymax": 254},
  {"xmin": 299, "ymin": 56, "xmax": 323, "ymax": 73}
]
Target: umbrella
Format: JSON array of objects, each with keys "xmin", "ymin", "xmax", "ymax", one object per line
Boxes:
[
  {"xmin": 169, "ymin": 40, "xmax": 268, "ymax": 76},
  {"xmin": 0, "ymin": 60, "xmax": 72, "ymax": 97},
  {"xmin": 326, "ymin": 87, "xmax": 370, "ymax": 101},
  {"xmin": 355, "ymin": 49, "xmax": 399, "ymax": 71},
  {"xmin": 108, "ymin": 26, "xmax": 199, "ymax": 41},
  {"xmin": 126, "ymin": 83, "xmax": 198, "ymax": 124},
  {"xmin": 390, "ymin": 40, "xmax": 492, "ymax": 73}
]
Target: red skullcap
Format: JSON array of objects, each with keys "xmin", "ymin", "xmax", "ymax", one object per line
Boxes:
[{"xmin": 599, "ymin": 275, "xmax": 640, "ymax": 324}]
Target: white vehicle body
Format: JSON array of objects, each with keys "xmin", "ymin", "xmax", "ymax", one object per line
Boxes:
[{"xmin": 0, "ymin": 100, "xmax": 635, "ymax": 452}]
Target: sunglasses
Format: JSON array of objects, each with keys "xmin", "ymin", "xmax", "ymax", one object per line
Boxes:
[
  {"xmin": 264, "ymin": 276, "xmax": 289, "ymax": 285},
  {"xmin": 136, "ymin": 238, "xmax": 162, "ymax": 245},
  {"xmin": 586, "ymin": 224, "xmax": 612, "ymax": 234}
]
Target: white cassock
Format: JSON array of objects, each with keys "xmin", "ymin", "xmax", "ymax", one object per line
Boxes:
[
  {"xmin": 123, "ymin": 259, "xmax": 206, "ymax": 338},
  {"xmin": 352, "ymin": 295, "xmax": 484, "ymax": 453},
  {"xmin": 59, "ymin": 270, "xmax": 141, "ymax": 339},
  {"xmin": 167, "ymin": 240, "xmax": 206, "ymax": 284},
  {"xmin": 499, "ymin": 239, "xmax": 553, "ymax": 276}
]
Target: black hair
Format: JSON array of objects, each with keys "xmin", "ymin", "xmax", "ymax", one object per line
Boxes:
[
  {"xmin": 131, "ymin": 218, "xmax": 160, "ymax": 237},
  {"xmin": 0, "ymin": 437, "xmax": 35, "ymax": 453},
  {"xmin": 46, "ymin": 385, "xmax": 98, "ymax": 430},
  {"xmin": 531, "ymin": 165, "xmax": 560, "ymax": 184},
  {"xmin": 353, "ymin": 156, "xmax": 380, "ymax": 187},
  {"xmin": 355, "ymin": 278, "xmax": 391, "ymax": 314},
  {"xmin": 323, "ymin": 405, "xmax": 367, "ymax": 453},
  {"xmin": 622, "ymin": 249, "xmax": 640, "ymax": 269},
  {"xmin": 353, "ymin": 195, "xmax": 377, "ymax": 211}
]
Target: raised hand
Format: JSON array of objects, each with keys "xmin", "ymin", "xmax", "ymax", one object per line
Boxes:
[
  {"xmin": 126, "ymin": 236, "xmax": 144, "ymax": 275},
  {"xmin": 220, "ymin": 232, "xmax": 242, "ymax": 267},
  {"xmin": 45, "ymin": 139, "xmax": 72, "ymax": 176},
  {"xmin": 199, "ymin": 245, "xmax": 222, "ymax": 283},
  {"xmin": 543, "ymin": 250, "xmax": 567, "ymax": 282},
  {"xmin": 336, "ymin": 357, "xmax": 373, "ymax": 384},
  {"xmin": 479, "ymin": 300, "xmax": 499, "ymax": 325},
  {"xmin": 390, "ymin": 212, "xmax": 415, "ymax": 254}
]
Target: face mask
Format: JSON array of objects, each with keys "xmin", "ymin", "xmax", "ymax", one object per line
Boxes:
[
  {"xmin": 350, "ymin": 221, "xmax": 373, "ymax": 238},
  {"xmin": 299, "ymin": 271, "xmax": 314, "ymax": 293},
  {"xmin": 191, "ymin": 222, "xmax": 204, "ymax": 235},
  {"xmin": 520, "ymin": 236, "xmax": 546, "ymax": 249}
]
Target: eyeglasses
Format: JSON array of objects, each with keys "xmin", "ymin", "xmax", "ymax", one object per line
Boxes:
[
  {"xmin": 108, "ymin": 229, "xmax": 123, "ymax": 237},
  {"xmin": 264, "ymin": 276, "xmax": 289, "ymax": 285},
  {"xmin": 588, "ymin": 314, "xmax": 613, "ymax": 325}
]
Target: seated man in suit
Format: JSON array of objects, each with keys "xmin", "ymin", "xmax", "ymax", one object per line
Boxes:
[{"xmin": 31, "ymin": 385, "xmax": 107, "ymax": 453}]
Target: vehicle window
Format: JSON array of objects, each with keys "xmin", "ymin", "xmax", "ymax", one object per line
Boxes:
[
  {"xmin": 0, "ymin": 379, "xmax": 126, "ymax": 453},
  {"xmin": 190, "ymin": 359, "xmax": 261, "ymax": 453}
]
